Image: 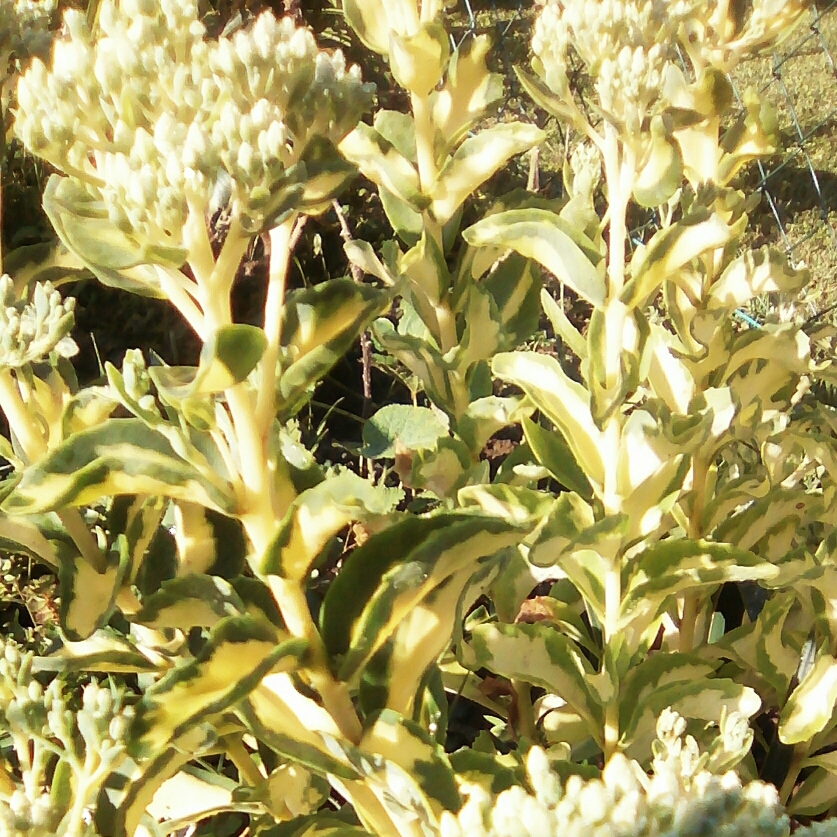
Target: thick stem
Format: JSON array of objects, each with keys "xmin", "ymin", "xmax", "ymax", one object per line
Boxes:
[
  {"xmin": 224, "ymin": 735, "xmax": 266, "ymax": 786},
  {"xmin": 153, "ymin": 266, "xmax": 206, "ymax": 339},
  {"xmin": 512, "ymin": 678, "xmax": 537, "ymax": 742},
  {"xmin": 412, "ymin": 93, "xmax": 437, "ymax": 190},
  {"xmin": 203, "ymin": 217, "xmax": 251, "ymax": 328},
  {"xmin": 254, "ymin": 216, "xmax": 296, "ymax": 433},
  {"xmin": 434, "ymin": 302, "xmax": 458, "ymax": 355},
  {"xmin": 604, "ymin": 699, "xmax": 620, "ymax": 762},
  {"xmin": 0, "ymin": 369, "xmax": 44, "ymax": 462},
  {"xmin": 267, "ymin": 576, "xmax": 362, "ymax": 744}
]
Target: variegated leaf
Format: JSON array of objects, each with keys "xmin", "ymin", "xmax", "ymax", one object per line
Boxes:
[
  {"xmin": 780, "ymin": 654, "xmax": 837, "ymax": 745},
  {"xmin": 320, "ymin": 513, "xmax": 528, "ymax": 684},
  {"xmin": 130, "ymin": 615, "xmax": 306, "ymax": 757},
  {"xmin": 360, "ymin": 710, "xmax": 460, "ymax": 813},
  {"xmin": 463, "ymin": 209, "xmax": 605, "ymax": 308},
  {"xmin": 278, "ymin": 279, "xmax": 390, "ymax": 418},
  {"xmin": 492, "ymin": 351, "xmax": 605, "ymax": 492},
  {"xmin": 432, "ymin": 124, "xmax": 545, "ymax": 224},
  {"xmin": 461, "ymin": 621, "xmax": 603, "ymax": 746},
  {"xmin": 257, "ymin": 469, "xmax": 401, "ymax": 579},
  {"xmin": 58, "ymin": 535, "xmax": 129, "ymax": 641},
  {"xmin": 2, "ymin": 418, "xmax": 236, "ymax": 514}
]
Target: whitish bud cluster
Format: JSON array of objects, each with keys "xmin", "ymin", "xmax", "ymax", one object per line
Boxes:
[
  {"xmin": 0, "ymin": 0, "xmax": 55, "ymax": 72},
  {"xmin": 532, "ymin": 0, "xmax": 693, "ymax": 133},
  {"xmin": 532, "ymin": 0, "xmax": 809, "ymax": 135},
  {"xmin": 14, "ymin": 0, "xmax": 373, "ymax": 249},
  {"xmin": 0, "ymin": 275, "xmax": 77, "ymax": 368},
  {"xmin": 439, "ymin": 709, "xmax": 790, "ymax": 837},
  {"xmin": 0, "ymin": 637, "xmax": 134, "ymax": 837}
]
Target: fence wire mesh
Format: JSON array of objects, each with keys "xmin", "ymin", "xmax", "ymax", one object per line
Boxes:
[{"xmin": 451, "ymin": 0, "xmax": 837, "ymax": 310}]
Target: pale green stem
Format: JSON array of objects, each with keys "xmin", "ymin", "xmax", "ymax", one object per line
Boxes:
[
  {"xmin": 204, "ymin": 217, "xmax": 251, "ymax": 321},
  {"xmin": 254, "ymin": 215, "xmax": 296, "ymax": 433},
  {"xmin": 512, "ymin": 678, "xmax": 537, "ymax": 742},
  {"xmin": 184, "ymin": 200, "xmax": 216, "ymax": 287},
  {"xmin": 680, "ymin": 455, "xmax": 710, "ymax": 652},
  {"xmin": 602, "ymin": 124, "xmax": 627, "ymax": 298},
  {"xmin": 57, "ymin": 510, "xmax": 107, "ymax": 574},
  {"xmin": 411, "ymin": 90, "xmax": 439, "ymax": 213},
  {"xmin": 224, "ymin": 734, "xmax": 265, "ymax": 786},
  {"xmin": 434, "ymin": 301, "xmax": 458, "ymax": 354},
  {"xmin": 153, "ymin": 266, "xmax": 206, "ymax": 339},
  {"xmin": 0, "ymin": 368, "xmax": 44, "ymax": 461},
  {"xmin": 267, "ymin": 575, "xmax": 362, "ymax": 744}
]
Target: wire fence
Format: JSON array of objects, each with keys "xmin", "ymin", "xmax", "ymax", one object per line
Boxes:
[{"xmin": 452, "ymin": 1, "xmax": 837, "ymax": 301}]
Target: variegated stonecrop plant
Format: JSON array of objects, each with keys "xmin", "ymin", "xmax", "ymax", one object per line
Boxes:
[
  {"xmin": 0, "ymin": 0, "xmax": 835, "ymax": 837},
  {"xmin": 336, "ymin": 0, "xmax": 837, "ymax": 826}
]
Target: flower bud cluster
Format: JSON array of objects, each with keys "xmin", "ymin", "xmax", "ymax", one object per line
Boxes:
[
  {"xmin": 532, "ymin": 0, "xmax": 693, "ymax": 133},
  {"xmin": 0, "ymin": 636, "xmax": 134, "ymax": 837},
  {"xmin": 0, "ymin": 0, "xmax": 55, "ymax": 72},
  {"xmin": 14, "ymin": 0, "xmax": 373, "ymax": 250},
  {"xmin": 439, "ymin": 710, "xmax": 789, "ymax": 837},
  {"xmin": 0, "ymin": 275, "xmax": 77, "ymax": 369}
]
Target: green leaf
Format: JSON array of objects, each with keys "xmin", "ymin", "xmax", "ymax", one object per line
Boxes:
[
  {"xmin": 457, "ymin": 484, "xmax": 555, "ymax": 525},
  {"xmin": 373, "ymin": 110, "xmax": 417, "ymax": 163},
  {"xmin": 359, "ymin": 557, "xmax": 498, "ymax": 715},
  {"xmin": 150, "ymin": 325, "xmax": 267, "ymax": 400},
  {"xmin": 131, "ymin": 615, "xmax": 306, "ymax": 757},
  {"xmin": 618, "ymin": 653, "xmax": 717, "ymax": 745},
  {"xmin": 59, "ymin": 535, "xmax": 129, "ymax": 641},
  {"xmin": 431, "ymin": 123, "xmax": 544, "ymax": 224},
  {"xmin": 379, "ymin": 187, "xmax": 423, "ymax": 246},
  {"xmin": 339, "ymin": 123, "xmax": 423, "ymax": 206},
  {"xmin": 96, "ymin": 726, "xmax": 216, "ymax": 837},
  {"xmin": 787, "ymin": 765, "xmax": 837, "ymax": 817},
  {"xmin": 257, "ymin": 470, "xmax": 401, "ymax": 579},
  {"xmin": 0, "ymin": 514, "xmax": 60, "ymax": 569},
  {"xmin": 170, "ymin": 502, "xmax": 246, "ymax": 578},
  {"xmin": 341, "ymin": 0, "xmax": 390, "ymax": 54},
  {"xmin": 278, "ymin": 279, "xmax": 390, "ymax": 418},
  {"xmin": 2, "ymin": 418, "xmax": 236, "ymax": 514},
  {"xmin": 431, "ymin": 35, "xmax": 504, "ymax": 151},
  {"xmin": 621, "ymin": 540, "xmax": 778, "ymax": 631},
  {"xmin": 320, "ymin": 513, "xmax": 527, "ymax": 683},
  {"xmin": 360, "ymin": 710, "xmax": 460, "ymax": 812},
  {"xmin": 361, "ymin": 404, "xmax": 450, "ymax": 458},
  {"xmin": 299, "ymin": 135, "xmax": 359, "ymax": 214},
  {"xmin": 401, "ymin": 230, "xmax": 449, "ymax": 305},
  {"xmin": 780, "ymin": 654, "xmax": 837, "ymax": 745},
  {"xmin": 623, "ymin": 678, "xmax": 761, "ymax": 759},
  {"xmin": 42, "ymin": 175, "xmax": 182, "ymax": 297},
  {"xmin": 130, "ymin": 575, "xmax": 247, "ymax": 630},
  {"xmin": 461, "ymin": 621, "xmax": 602, "ymax": 746},
  {"xmin": 240, "ymin": 676, "xmax": 361, "ymax": 780},
  {"xmin": 492, "ymin": 351, "xmax": 605, "ymax": 490},
  {"xmin": 484, "ymin": 253, "xmax": 542, "ymax": 350},
  {"xmin": 456, "ymin": 395, "xmax": 534, "ymax": 454},
  {"xmin": 31, "ymin": 629, "xmax": 160, "ymax": 675},
  {"xmin": 541, "ymin": 287, "xmax": 586, "ymax": 360},
  {"xmin": 463, "ymin": 208, "xmax": 605, "ymax": 307},
  {"xmin": 4, "ymin": 238, "xmax": 92, "ymax": 296},
  {"xmin": 623, "ymin": 205, "xmax": 744, "ymax": 310},
  {"xmin": 372, "ymin": 320, "xmax": 466, "ymax": 418},
  {"xmin": 522, "ymin": 416, "xmax": 592, "ymax": 499}
]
